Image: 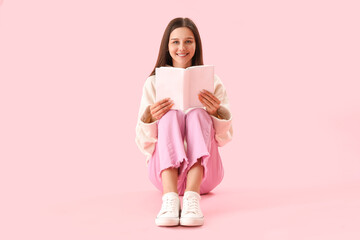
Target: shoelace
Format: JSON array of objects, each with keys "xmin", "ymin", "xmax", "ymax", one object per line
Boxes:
[
  {"xmin": 183, "ymin": 196, "xmax": 200, "ymax": 215},
  {"xmin": 160, "ymin": 197, "xmax": 178, "ymax": 215}
]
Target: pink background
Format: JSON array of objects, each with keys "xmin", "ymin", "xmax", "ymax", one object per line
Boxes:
[{"xmin": 1, "ymin": 0, "xmax": 360, "ymax": 239}]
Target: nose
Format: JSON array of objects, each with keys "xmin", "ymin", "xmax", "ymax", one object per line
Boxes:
[{"xmin": 179, "ymin": 43, "xmax": 186, "ymax": 51}]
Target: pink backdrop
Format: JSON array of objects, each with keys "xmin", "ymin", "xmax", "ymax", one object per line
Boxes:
[{"xmin": 1, "ymin": 0, "xmax": 359, "ymax": 239}]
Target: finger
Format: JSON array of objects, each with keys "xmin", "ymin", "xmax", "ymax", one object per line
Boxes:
[
  {"xmin": 152, "ymin": 98, "xmax": 172, "ymax": 109},
  {"xmin": 202, "ymin": 90, "xmax": 220, "ymax": 104},
  {"xmin": 160, "ymin": 97, "xmax": 171, "ymax": 103},
  {"xmin": 199, "ymin": 96, "xmax": 215, "ymax": 111},
  {"xmin": 199, "ymin": 91, "xmax": 215, "ymax": 105},
  {"xmin": 152, "ymin": 104, "xmax": 170, "ymax": 119},
  {"xmin": 200, "ymin": 90, "xmax": 221, "ymax": 104},
  {"xmin": 151, "ymin": 99, "xmax": 173, "ymax": 115},
  {"xmin": 154, "ymin": 103, "xmax": 174, "ymax": 119},
  {"xmin": 199, "ymin": 93, "xmax": 219, "ymax": 109}
]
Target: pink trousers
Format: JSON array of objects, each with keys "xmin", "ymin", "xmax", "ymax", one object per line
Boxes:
[{"xmin": 147, "ymin": 108, "xmax": 224, "ymax": 196}]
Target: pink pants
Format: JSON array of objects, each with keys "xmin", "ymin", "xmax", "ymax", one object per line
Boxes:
[{"xmin": 148, "ymin": 108, "xmax": 224, "ymax": 196}]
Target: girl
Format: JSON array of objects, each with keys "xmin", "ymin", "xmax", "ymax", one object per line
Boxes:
[{"xmin": 135, "ymin": 17, "xmax": 233, "ymax": 227}]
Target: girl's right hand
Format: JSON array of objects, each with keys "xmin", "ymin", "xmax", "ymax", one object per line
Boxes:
[{"xmin": 149, "ymin": 98, "xmax": 174, "ymax": 122}]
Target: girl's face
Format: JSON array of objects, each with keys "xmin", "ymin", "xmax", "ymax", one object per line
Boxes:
[{"xmin": 168, "ymin": 27, "xmax": 196, "ymax": 68}]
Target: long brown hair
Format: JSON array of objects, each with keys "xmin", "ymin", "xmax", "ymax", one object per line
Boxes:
[{"xmin": 148, "ymin": 17, "xmax": 204, "ymax": 77}]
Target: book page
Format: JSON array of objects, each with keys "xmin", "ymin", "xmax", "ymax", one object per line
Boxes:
[
  {"xmin": 186, "ymin": 65, "xmax": 214, "ymax": 110},
  {"xmin": 155, "ymin": 67, "xmax": 185, "ymax": 111}
]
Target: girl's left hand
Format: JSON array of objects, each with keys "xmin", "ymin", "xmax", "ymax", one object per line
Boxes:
[{"xmin": 198, "ymin": 89, "xmax": 221, "ymax": 117}]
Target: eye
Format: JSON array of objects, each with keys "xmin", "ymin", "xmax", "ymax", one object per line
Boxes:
[{"xmin": 172, "ymin": 40, "xmax": 193, "ymax": 44}]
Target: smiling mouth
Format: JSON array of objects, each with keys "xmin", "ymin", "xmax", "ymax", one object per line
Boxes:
[{"xmin": 177, "ymin": 53, "xmax": 189, "ymax": 57}]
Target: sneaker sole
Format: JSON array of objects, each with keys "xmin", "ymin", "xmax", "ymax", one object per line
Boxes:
[
  {"xmin": 155, "ymin": 217, "xmax": 179, "ymax": 226},
  {"xmin": 180, "ymin": 217, "xmax": 204, "ymax": 226}
]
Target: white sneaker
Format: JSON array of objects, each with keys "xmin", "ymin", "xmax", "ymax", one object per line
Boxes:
[
  {"xmin": 155, "ymin": 192, "xmax": 181, "ymax": 226},
  {"xmin": 180, "ymin": 191, "xmax": 204, "ymax": 226}
]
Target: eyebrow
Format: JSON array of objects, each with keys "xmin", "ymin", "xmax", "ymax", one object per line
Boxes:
[{"xmin": 170, "ymin": 37, "xmax": 194, "ymax": 40}]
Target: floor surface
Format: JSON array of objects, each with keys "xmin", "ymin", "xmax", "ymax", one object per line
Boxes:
[{"xmin": 3, "ymin": 183, "xmax": 359, "ymax": 240}]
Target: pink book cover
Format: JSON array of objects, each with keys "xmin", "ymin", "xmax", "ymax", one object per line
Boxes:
[{"xmin": 155, "ymin": 65, "xmax": 215, "ymax": 112}]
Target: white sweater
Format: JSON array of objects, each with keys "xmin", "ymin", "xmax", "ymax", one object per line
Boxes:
[{"xmin": 135, "ymin": 72, "xmax": 233, "ymax": 165}]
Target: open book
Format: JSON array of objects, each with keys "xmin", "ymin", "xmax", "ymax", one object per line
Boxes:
[{"xmin": 155, "ymin": 65, "xmax": 214, "ymax": 112}]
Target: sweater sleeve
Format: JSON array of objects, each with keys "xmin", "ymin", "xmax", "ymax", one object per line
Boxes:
[
  {"xmin": 135, "ymin": 76, "xmax": 159, "ymax": 165},
  {"xmin": 209, "ymin": 74, "xmax": 233, "ymax": 147}
]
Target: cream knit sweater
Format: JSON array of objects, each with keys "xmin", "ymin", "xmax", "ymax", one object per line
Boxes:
[{"xmin": 135, "ymin": 72, "xmax": 233, "ymax": 165}]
